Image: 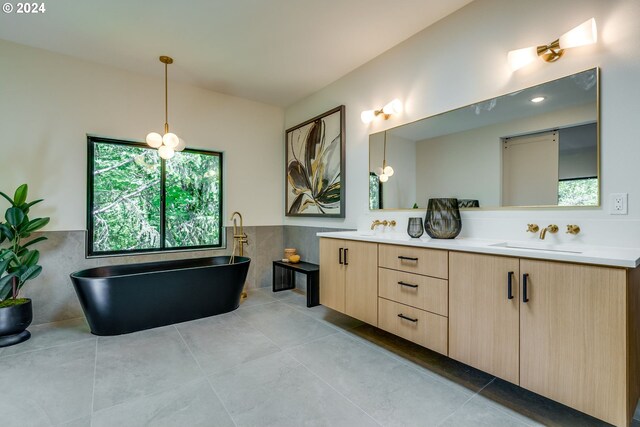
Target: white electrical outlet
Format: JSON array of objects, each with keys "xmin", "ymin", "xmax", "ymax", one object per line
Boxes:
[{"xmin": 610, "ymin": 193, "xmax": 628, "ymax": 215}]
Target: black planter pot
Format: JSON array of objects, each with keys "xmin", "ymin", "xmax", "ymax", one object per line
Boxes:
[{"xmin": 0, "ymin": 299, "xmax": 33, "ymax": 348}]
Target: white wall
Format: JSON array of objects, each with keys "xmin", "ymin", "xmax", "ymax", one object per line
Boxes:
[
  {"xmin": 283, "ymin": 0, "xmax": 640, "ymax": 247},
  {"xmin": 0, "ymin": 39, "xmax": 284, "ymax": 231}
]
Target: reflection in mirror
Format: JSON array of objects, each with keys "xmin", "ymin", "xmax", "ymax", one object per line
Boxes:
[{"xmin": 369, "ymin": 68, "xmax": 598, "ymax": 210}]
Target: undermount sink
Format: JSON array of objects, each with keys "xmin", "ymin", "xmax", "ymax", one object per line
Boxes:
[{"xmin": 490, "ymin": 242, "xmax": 583, "ymax": 254}]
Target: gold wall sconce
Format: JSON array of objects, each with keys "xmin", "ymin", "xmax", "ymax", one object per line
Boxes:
[
  {"xmin": 508, "ymin": 18, "xmax": 597, "ymax": 71},
  {"xmin": 361, "ymin": 99, "xmax": 403, "ymax": 124}
]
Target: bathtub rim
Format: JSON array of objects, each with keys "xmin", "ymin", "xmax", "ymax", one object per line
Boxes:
[{"xmin": 70, "ymin": 255, "xmax": 250, "ymax": 280}]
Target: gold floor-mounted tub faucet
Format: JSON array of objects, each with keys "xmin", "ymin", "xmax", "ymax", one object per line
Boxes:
[{"xmin": 230, "ymin": 211, "xmax": 248, "ymax": 299}]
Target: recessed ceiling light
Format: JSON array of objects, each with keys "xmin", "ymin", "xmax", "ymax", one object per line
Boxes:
[{"xmin": 531, "ymin": 96, "xmax": 545, "ymax": 103}]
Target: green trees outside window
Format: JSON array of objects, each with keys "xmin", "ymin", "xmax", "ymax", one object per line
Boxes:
[{"xmin": 88, "ymin": 136, "xmax": 222, "ymax": 256}]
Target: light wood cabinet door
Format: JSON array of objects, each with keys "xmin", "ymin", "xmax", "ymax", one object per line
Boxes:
[
  {"xmin": 319, "ymin": 238, "xmax": 345, "ymax": 313},
  {"xmin": 519, "ymin": 260, "xmax": 627, "ymax": 427},
  {"xmin": 449, "ymin": 252, "xmax": 520, "ymax": 384},
  {"xmin": 344, "ymin": 241, "xmax": 378, "ymax": 325}
]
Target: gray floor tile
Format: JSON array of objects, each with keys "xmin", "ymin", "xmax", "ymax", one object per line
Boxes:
[
  {"xmin": 0, "ymin": 339, "xmax": 96, "ymax": 426},
  {"xmin": 288, "ymin": 332, "xmax": 471, "ymax": 426},
  {"xmin": 176, "ymin": 311, "xmax": 280, "ymax": 375},
  {"xmin": 290, "ymin": 300, "xmax": 366, "ymax": 331},
  {"xmin": 343, "ymin": 324, "xmax": 494, "ymax": 393},
  {"xmin": 440, "ymin": 394, "xmax": 533, "ymax": 427},
  {"xmin": 92, "ymin": 378, "xmax": 234, "ymax": 427},
  {"xmin": 1, "ymin": 317, "xmax": 92, "ymax": 357},
  {"xmin": 93, "ymin": 325, "xmax": 202, "ymax": 411},
  {"xmin": 241, "ymin": 288, "xmax": 278, "ymax": 307},
  {"xmin": 210, "ymin": 351, "xmax": 378, "ymax": 427},
  {"xmin": 478, "ymin": 378, "xmax": 609, "ymax": 426},
  {"xmin": 235, "ymin": 301, "xmax": 338, "ymax": 348},
  {"xmin": 55, "ymin": 416, "xmax": 91, "ymax": 427}
]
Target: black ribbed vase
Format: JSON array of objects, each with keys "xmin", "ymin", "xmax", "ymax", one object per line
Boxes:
[{"xmin": 425, "ymin": 198, "xmax": 462, "ymax": 239}]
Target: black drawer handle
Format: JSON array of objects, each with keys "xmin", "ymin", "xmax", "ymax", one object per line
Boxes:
[
  {"xmin": 522, "ymin": 273, "xmax": 529, "ymax": 303},
  {"xmin": 398, "ymin": 256, "xmax": 418, "ymax": 261},
  {"xmin": 339, "ymin": 248, "xmax": 343, "ymax": 265},
  {"xmin": 507, "ymin": 271, "xmax": 514, "ymax": 300},
  {"xmin": 398, "ymin": 281, "xmax": 418, "ymax": 288},
  {"xmin": 344, "ymin": 248, "xmax": 349, "ymax": 266},
  {"xmin": 398, "ymin": 313, "xmax": 418, "ymax": 322}
]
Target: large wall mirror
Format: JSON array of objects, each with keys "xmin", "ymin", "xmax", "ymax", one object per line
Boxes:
[{"xmin": 369, "ymin": 68, "xmax": 599, "ymax": 210}]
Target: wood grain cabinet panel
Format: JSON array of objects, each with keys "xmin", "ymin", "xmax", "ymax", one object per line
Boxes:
[
  {"xmin": 378, "ymin": 267, "xmax": 448, "ymax": 316},
  {"xmin": 519, "ymin": 260, "xmax": 627, "ymax": 427},
  {"xmin": 319, "ymin": 238, "xmax": 378, "ymax": 326},
  {"xmin": 319, "ymin": 238, "xmax": 346, "ymax": 313},
  {"xmin": 449, "ymin": 252, "xmax": 520, "ymax": 384},
  {"xmin": 379, "ymin": 244, "xmax": 448, "ymax": 279},
  {"xmin": 378, "ymin": 297, "xmax": 448, "ymax": 355},
  {"xmin": 344, "ymin": 240, "xmax": 378, "ymax": 325}
]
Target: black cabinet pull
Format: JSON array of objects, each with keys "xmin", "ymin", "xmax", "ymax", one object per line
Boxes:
[
  {"xmin": 344, "ymin": 248, "xmax": 349, "ymax": 265},
  {"xmin": 338, "ymin": 248, "xmax": 343, "ymax": 265},
  {"xmin": 507, "ymin": 271, "xmax": 514, "ymax": 300},
  {"xmin": 398, "ymin": 313, "xmax": 418, "ymax": 322},
  {"xmin": 398, "ymin": 281, "xmax": 419, "ymax": 288},
  {"xmin": 398, "ymin": 256, "xmax": 418, "ymax": 261},
  {"xmin": 522, "ymin": 273, "xmax": 529, "ymax": 303}
]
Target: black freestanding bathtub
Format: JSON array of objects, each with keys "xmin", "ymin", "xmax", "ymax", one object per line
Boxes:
[{"xmin": 70, "ymin": 256, "xmax": 250, "ymax": 336}]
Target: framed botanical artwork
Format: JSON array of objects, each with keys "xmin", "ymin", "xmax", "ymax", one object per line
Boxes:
[{"xmin": 285, "ymin": 105, "xmax": 345, "ymax": 217}]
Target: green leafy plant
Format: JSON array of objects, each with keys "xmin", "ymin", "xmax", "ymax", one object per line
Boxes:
[{"xmin": 0, "ymin": 184, "xmax": 49, "ymax": 306}]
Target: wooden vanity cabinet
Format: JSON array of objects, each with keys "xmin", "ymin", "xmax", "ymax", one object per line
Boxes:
[
  {"xmin": 319, "ymin": 238, "xmax": 378, "ymax": 325},
  {"xmin": 449, "ymin": 252, "xmax": 520, "ymax": 384},
  {"xmin": 449, "ymin": 253, "xmax": 640, "ymax": 427}
]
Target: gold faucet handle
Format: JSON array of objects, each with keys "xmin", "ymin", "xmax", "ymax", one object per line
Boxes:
[
  {"xmin": 566, "ymin": 225, "xmax": 581, "ymax": 235},
  {"xmin": 526, "ymin": 224, "xmax": 539, "ymax": 233},
  {"xmin": 388, "ymin": 220, "xmax": 397, "ymax": 227},
  {"xmin": 548, "ymin": 224, "xmax": 559, "ymax": 233}
]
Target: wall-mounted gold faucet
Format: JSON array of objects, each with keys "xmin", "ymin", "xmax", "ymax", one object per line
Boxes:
[
  {"xmin": 230, "ymin": 211, "xmax": 248, "ymax": 256},
  {"xmin": 371, "ymin": 219, "xmax": 397, "ymax": 230},
  {"xmin": 539, "ymin": 224, "xmax": 559, "ymax": 240}
]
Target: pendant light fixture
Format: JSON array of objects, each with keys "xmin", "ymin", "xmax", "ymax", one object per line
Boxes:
[
  {"xmin": 375, "ymin": 132, "xmax": 394, "ymax": 182},
  {"xmin": 146, "ymin": 55, "xmax": 185, "ymax": 159}
]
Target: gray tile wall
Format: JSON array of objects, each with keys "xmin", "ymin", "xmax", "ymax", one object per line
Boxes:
[{"xmin": 21, "ymin": 225, "xmax": 343, "ymax": 325}]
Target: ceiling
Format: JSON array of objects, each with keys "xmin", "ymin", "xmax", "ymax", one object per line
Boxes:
[{"xmin": 0, "ymin": 0, "xmax": 473, "ymax": 107}]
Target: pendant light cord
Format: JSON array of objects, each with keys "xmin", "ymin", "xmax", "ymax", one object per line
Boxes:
[
  {"xmin": 164, "ymin": 62, "xmax": 169, "ymax": 134},
  {"xmin": 383, "ymin": 132, "xmax": 387, "ymax": 169}
]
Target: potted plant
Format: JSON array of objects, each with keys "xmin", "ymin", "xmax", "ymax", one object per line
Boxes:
[{"xmin": 0, "ymin": 184, "xmax": 49, "ymax": 347}]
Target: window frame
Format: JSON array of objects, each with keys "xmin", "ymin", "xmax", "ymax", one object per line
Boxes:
[{"xmin": 86, "ymin": 135, "xmax": 224, "ymax": 258}]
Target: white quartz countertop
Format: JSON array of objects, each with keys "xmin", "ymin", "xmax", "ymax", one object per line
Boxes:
[{"xmin": 316, "ymin": 231, "xmax": 640, "ymax": 268}]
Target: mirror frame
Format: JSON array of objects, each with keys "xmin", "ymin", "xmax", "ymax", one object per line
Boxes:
[{"xmin": 369, "ymin": 67, "xmax": 600, "ymax": 211}]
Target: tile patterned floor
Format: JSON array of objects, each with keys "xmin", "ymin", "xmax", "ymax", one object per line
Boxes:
[{"xmin": 1, "ymin": 287, "xmax": 637, "ymax": 427}]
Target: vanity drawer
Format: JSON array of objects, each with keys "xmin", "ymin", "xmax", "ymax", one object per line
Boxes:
[
  {"xmin": 378, "ymin": 244, "xmax": 448, "ymax": 279},
  {"xmin": 378, "ymin": 297, "xmax": 448, "ymax": 355},
  {"xmin": 378, "ymin": 268, "xmax": 448, "ymax": 316}
]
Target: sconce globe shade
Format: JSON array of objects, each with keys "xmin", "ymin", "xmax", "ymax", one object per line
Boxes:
[
  {"xmin": 162, "ymin": 132, "xmax": 180, "ymax": 148},
  {"xmin": 146, "ymin": 132, "xmax": 163, "ymax": 148},
  {"xmin": 379, "ymin": 173, "xmax": 389, "ymax": 183},
  {"xmin": 559, "ymin": 18, "xmax": 597, "ymax": 49},
  {"xmin": 508, "ymin": 46, "xmax": 537, "ymax": 71},
  {"xmin": 383, "ymin": 99, "xmax": 403, "ymax": 115},
  {"xmin": 158, "ymin": 145, "xmax": 175, "ymax": 160},
  {"xmin": 361, "ymin": 110, "xmax": 376, "ymax": 124},
  {"xmin": 375, "ymin": 166, "xmax": 384, "ymax": 176},
  {"xmin": 384, "ymin": 165, "xmax": 394, "ymax": 177},
  {"xmin": 175, "ymin": 138, "xmax": 186, "ymax": 152}
]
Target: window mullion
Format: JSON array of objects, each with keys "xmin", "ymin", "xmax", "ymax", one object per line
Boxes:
[{"xmin": 160, "ymin": 158, "xmax": 166, "ymax": 250}]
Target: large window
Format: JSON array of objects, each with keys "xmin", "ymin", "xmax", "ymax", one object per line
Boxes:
[{"xmin": 87, "ymin": 136, "xmax": 223, "ymax": 256}]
